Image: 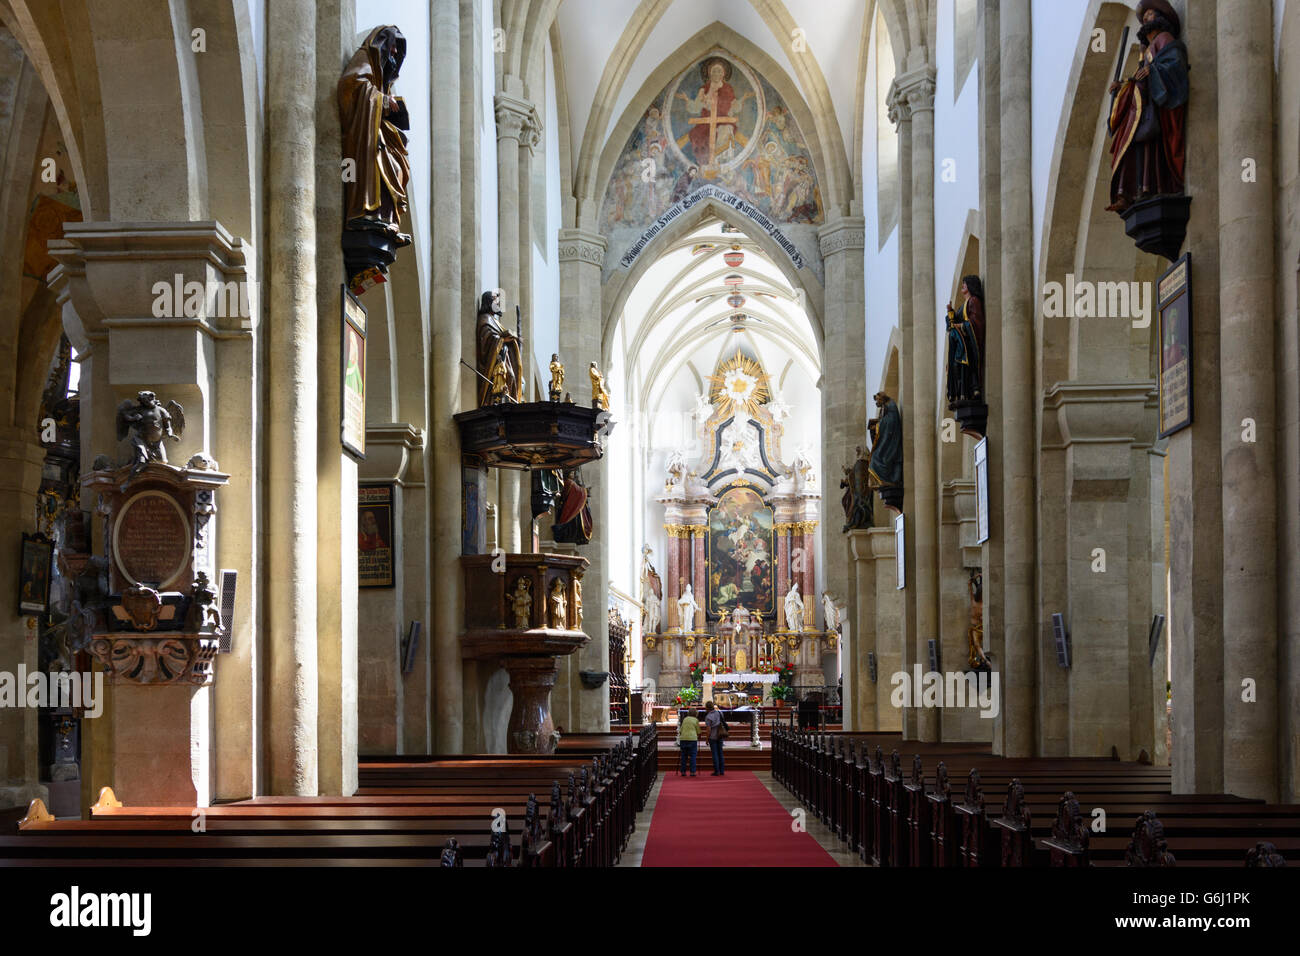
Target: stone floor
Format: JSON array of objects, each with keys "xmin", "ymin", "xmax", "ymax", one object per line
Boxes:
[{"xmin": 618, "ymin": 770, "xmax": 868, "ymax": 867}]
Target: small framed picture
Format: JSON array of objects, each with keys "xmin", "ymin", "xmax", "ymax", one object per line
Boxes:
[
  {"xmin": 974, "ymin": 437, "xmax": 989, "ymax": 544},
  {"xmin": 341, "ymin": 285, "xmax": 368, "ymax": 462},
  {"xmin": 894, "ymin": 514, "xmax": 905, "ymax": 590},
  {"xmin": 19, "ymin": 532, "xmax": 53, "ymax": 615},
  {"xmin": 1157, "ymin": 253, "xmax": 1192, "ymax": 438},
  {"xmin": 358, "ymin": 484, "xmax": 395, "ymax": 588}
]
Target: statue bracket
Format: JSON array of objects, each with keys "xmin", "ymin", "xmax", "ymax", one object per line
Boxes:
[{"xmin": 1120, "ymin": 194, "xmax": 1192, "ymax": 263}]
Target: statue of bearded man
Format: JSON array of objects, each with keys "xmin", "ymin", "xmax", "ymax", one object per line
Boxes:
[{"xmin": 339, "ymin": 25, "xmax": 412, "ymax": 246}]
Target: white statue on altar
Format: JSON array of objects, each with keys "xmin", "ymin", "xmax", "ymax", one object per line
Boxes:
[
  {"xmin": 644, "ymin": 589, "xmax": 661, "ymax": 635},
  {"xmin": 784, "ymin": 583, "xmax": 804, "ymax": 632},
  {"xmin": 677, "ymin": 583, "xmax": 700, "ymax": 632},
  {"xmin": 641, "ymin": 544, "xmax": 662, "ymax": 634},
  {"xmin": 692, "ymin": 391, "xmax": 714, "ymax": 428},
  {"xmin": 718, "ymin": 417, "xmax": 763, "ymax": 473},
  {"xmin": 665, "ymin": 448, "xmax": 688, "ymax": 492},
  {"xmin": 822, "ymin": 590, "xmax": 838, "ymax": 632}
]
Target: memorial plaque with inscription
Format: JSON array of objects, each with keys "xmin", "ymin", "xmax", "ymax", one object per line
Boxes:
[{"xmin": 113, "ymin": 490, "xmax": 192, "ymax": 589}]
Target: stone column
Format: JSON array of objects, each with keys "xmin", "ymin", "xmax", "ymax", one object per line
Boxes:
[
  {"xmin": 817, "ymin": 218, "xmax": 867, "ymax": 639},
  {"xmin": 849, "ymin": 529, "xmax": 877, "ymax": 731},
  {"xmin": 871, "ymin": 527, "xmax": 903, "ymax": 731},
  {"xmin": 1218, "ymin": 0, "xmax": 1277, "ymax": 801},
  {"xmin": 997, "ymin": 0, "xmax": 1036, "ymax": 756},
  {"xmin": 0, "ymin": 437, "xmax": 46, "ymax": 808},
  {"xmin": 1169, "ymin": 0, "xmax": 1224, "ymax": 795},
  {"xmin": 264, "ymin": 0, "xmax": 319, "ymax": 795},
  {"xmin": 557, "ymin": 228, "xmax": 608, "ymax": 731},
  {"xmin": 898, "ymin": 68, "xmax": 939, "ymax": 743},
  {"xmin": 494, "ymin": 93, "xmax": 540, "ymax": 553},
  {"xmin": 430, "ymin": 0, "xmax": 464, "ymax": 751}
]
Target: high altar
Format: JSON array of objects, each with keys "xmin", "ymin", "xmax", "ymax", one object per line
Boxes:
[{"xmin": 642, "ymin": 350, "xmax": 838, "ymax": 695}]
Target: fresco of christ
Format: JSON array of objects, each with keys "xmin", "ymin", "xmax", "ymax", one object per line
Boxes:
[{"xmin": 677, "ymin": 57, "xmax": 750, "ymax": 167}]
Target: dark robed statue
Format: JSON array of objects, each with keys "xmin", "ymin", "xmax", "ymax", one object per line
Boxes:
[
  {"xmin": 841, "ymin": 445, "xmax": 874, "ymax": 532},
  {"xmin": 340, "ymin": 25, "xmax": 412, "ymax": 269},
  {"xmin": 1106, "ymin": 0, "xmax": 1187, "ymax": 213},
  {"xmin": 868, "ymin": 391, "xmax": 903, "ymax": 510},
  {"xmin": 944, "ymin": 274, "xmax": 985, "ymax": 405},
  {"xmin": 475, "ymin": 290, "xmax": 523, "ymax": 406}
]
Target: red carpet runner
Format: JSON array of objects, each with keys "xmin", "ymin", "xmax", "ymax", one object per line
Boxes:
[{"xmin": 640, "ymin": 770, "xmax": 837, "ymax": 867}]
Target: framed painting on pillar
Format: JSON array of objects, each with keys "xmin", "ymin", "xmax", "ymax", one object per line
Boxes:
[
  {"xmin": 894, "ymin": 514, "xmax": 905, "ymax": 590},
  {"xmin": 974, "ymin": 437, "xmax": 989, "ymax": 544},
  {"xmin": 18, "ymin": 532, "xmax": 53, "ymax": 615},
  {"xmin": 1156, "ymin": 253, "xmax": 1192, "ymax": 438},
  {"xmin": 358, "ymin": 484, "xmax": 395, "ymax": 588},
  {"xmin": 341, "ymin": 285, "xmax": 368, "ymax": 462}
]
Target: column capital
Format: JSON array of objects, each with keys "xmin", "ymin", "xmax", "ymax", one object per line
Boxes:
[
  {"xmin": 887, "ymin": 67, "xmax": 937, "ymax": 127},
  {"xmin": 494, "ymin": 92, "xmax": 541, "ymax": 146},
  {"xmin": 558, "ymin": 228, "xmax": 608, "ymax": 267},
  {"xmin": 818, "ymin": 217, "xmax": 866, "ymax": 258}
]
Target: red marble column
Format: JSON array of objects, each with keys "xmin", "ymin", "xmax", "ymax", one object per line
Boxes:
[
  {"xmin": 801, "ymin": 523, "xmax": 816, "ymax": 627},
  {"xmin": 665, "ymin": 526, "xmax": 680, "ymax": 629},
  {"xmin": 776, "ymin": 524, "xmax": 791, "ymax": 628},
  {"xmin": 692, "ymin": 529, "xmax": 706, "ymax": 631}
]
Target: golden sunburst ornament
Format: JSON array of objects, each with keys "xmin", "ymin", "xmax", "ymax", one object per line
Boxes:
[{"xmin": 708, "ymin": 350, "xmax": 770, "ymax": 418}]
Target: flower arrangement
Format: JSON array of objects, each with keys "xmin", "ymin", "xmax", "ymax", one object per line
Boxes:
[
  {"xmin": 688, "ymin": 660, "xmax": 705, "ymax": 682},
  {"xmin": 749, "ymin": 695, "xmax": 762, "ymax": 706},
  {"xmin": 674, "ymin": 685, "xmax": 701, "ymax": 706},
  {"xmin": 754, "ymin": 656, "xmax": 774, "ymax": 673},
  {"xmin": 770, "ymin": 683, "xmax": 793, "ymax": 702},
  {"xmin": 774, "ymin": 661, "xmax": 795, "ymax": 683}
]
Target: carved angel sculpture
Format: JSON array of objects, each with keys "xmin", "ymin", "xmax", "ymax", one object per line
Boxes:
[{"xmin": 116, "ymin": 391, "xmax": 184, "ymax": 476}]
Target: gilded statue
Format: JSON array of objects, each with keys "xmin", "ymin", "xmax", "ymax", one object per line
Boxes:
[
  {"xmin": 573, "ymin": 578, "xmax": 584, "ymax": 628},
  {"xmin": 548, "ymin": 578, "xmax": 568, "ymax": 629},
  {"xmin": 511, "ymin": 577, "xmax": 532, "ymax": 630},
  {"xmin": 589, "ymin": 363, "xmax": 611, "ymax": 410},
  {"xmin": 548, "ymin": 353, "xmax": 565, "ymax": 402},
  {"xmin": 339, "ymin": 26, "xmax": 411, "ymax": 245},
  {"xmin": 476, "ymin": 290, "xmax": 522, "ymax": 406}
]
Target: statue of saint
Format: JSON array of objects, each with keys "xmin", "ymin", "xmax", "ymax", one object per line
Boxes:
[
  {"xmin": 548, "ymin": 354, "xmax": 565, "ymax": 402},
  {"xmin": 640, "ymin": 546, "xmax": 663, "ymax": 634},
  {"xmin": 840, "ymin": 444, "xmax": 874, "ymax": 532},
  {"xmin": 868, "ymin": 392, "xmax": 903, "ymax": 505},
  {"xmin": 548, "ymin": 578, "xmax": 568, "ymax": 629},
  {"xmin": 784, "ymin": 583, "xmax": 804, "ymax": 632},
  {"xmin": 573, "ymin": 578, "xmax": 583, "ymax": 628},
  {"xmin": 944, "ymin": 275, "xmax": 985, "ymax": 405},
  {"xmin": 511, "ymin": 577, "xmax": 532, "ymax": 630},
  {"xmin": 339, "ymin": 26, "xmax": 411, "ymax": 245},
  {"xmin": 589, "ymin": 363, "xmax": 611, "ymax": 410},
  {"xmin": 677, "ymin": 583, "xmax": 700, "ymax": 632},
  {"xmin": 822, "ymin": 591, "xmax": 837, "ymax": 633},
  {"xmin": 475, "ymin": 290, "xmax": 522, "ymax": 406},
  {"xmin": 1106, "ymin": 0, "xmax": 1187, "ymax": 213},
  {"xmin": 116, "ymin": 391, "xmax": 185, "ymax": 477},
  {"xmin": 551, "ymin": 467, "xmax": 593, "ymax": 545}
]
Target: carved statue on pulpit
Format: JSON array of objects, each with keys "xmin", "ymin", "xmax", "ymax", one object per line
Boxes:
[
  {"xmin": 840, "ymin": 444, "xmax": 874, "ymax": 531},
  {"xmin": 677, "ymin": 582, "xmax": 700, "ymax": 632},
  {"xmin": 548, "ymin": 354, "xmax": 565, "ymax": 402},
  {"xmin": 476, "ymin": 290, "xmax": 522, "ymax": 406},
  {"xmin": 944, "ymin": 275, "xmax": 985, "ymax": 405},
  {"xmin": 967, "ymin": 569, "xmax": 990, "ymax": 671},
  {"xmin": 1106, "ymin": 0, "xmax": 1187, "ymax": 214},
  {"xmin": 551, "ymin": 467, "xmax": 593, "ymax": 545},
  {"xmin": 511, "ymin": 577, "xmax": 533, "ymax": 630},
  {"xmin": 783, "ymin": 582, "xmax": 804, "ymax": 632},
  {"xmin": 548, "ymin": 577, "xmax": 568, "ymax": 629},
  {"xmin": 589, "ymin": 363, "xmax": 611, "ymax": 410}
]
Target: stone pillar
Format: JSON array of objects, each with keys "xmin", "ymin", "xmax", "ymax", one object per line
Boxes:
[
  {"xmin": 899, "ymin": 68, "xmax": 939, "ymax": 743},
  {"xmin": 264, "ymin": 0, "xmax": 319, "ymax": 795},
  {"xmin": 1169, "ymin": 0, "xmax": 1224, "ymax": 795},
  {"xmin": 871, "ymin": 527, "xmax": 903, "ymax": 731},
  {"xmin": 0, "ymin": 437, "xmax": 47, "ymax": 808},
  {"xmin": 1218, "ymin": 0, "xmax": 1277, "ymax": 801},
  {"xmin": 430, "ymin": 0, "xmax": 465, "ymax": 752},
  {"xmin": 557, "ymin": 228, "xmax": 608, "ymax": 731},
  {"xmin": 849, "ymin": 529, "xmax": 876, "ymax": 731},
  {"xmin": 817, "ymin": 218, "xmax": 866, "ymax": 640},
  {"xmin": 997, "ymin": 0, "xmax": 1036, "ymax": 756},
  {"xmin": 494, "ymin": 92, "xmax": 540, "ymax": 553}
]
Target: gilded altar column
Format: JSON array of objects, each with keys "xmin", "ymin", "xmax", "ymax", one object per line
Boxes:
[
  {"xmin": 692, "ymin": 527, "xmax": 706, "ymax": 630},
  {"xmin": 1218, "ymin": 0, "xmax": 1278, "ymax": 801},
  {"xmin": 776, "ymin": 523, "xmax": 791, "ymax": 628}
]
